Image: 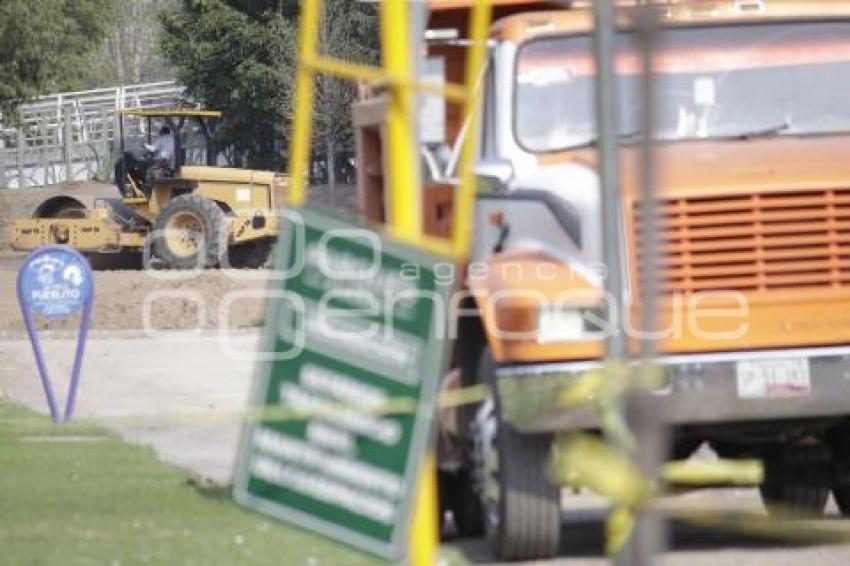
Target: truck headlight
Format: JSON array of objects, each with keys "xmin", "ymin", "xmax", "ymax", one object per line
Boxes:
[{"xmin": 536, "ymin": 306, "xmax": 604, "ymax": 344}]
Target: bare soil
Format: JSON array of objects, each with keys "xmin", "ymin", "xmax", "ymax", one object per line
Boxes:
[{"xmin": 0, "ymin": 265, "xmax": 270, "ymax": 334}]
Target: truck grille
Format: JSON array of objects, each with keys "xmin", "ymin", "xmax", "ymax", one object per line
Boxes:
[{"xmin": 632, "ymin": 189, "xmax": 850, "ymax": 295}]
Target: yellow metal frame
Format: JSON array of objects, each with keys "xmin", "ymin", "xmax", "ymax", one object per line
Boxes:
[
  {"xmin": 288, "ymin": 0, "xmax": 492, "ymax": 261},
  {"xmin": 288, "ymin": 1, "xmax": 492, "ymax": 563}
]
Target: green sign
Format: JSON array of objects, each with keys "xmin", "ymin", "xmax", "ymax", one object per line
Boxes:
[{"xmin": 233, "ymin": 207, "xmax": 453, "ymax": 560}]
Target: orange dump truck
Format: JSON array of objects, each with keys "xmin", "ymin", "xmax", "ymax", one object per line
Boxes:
[{"xmin": 416, "ymin": 0, "xmax": 850, "ymax": 560}]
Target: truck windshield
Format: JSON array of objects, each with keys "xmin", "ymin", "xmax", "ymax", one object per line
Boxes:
[{"xmin": 515, "ymin": 22, "xmax": 850, "ymax": 152}]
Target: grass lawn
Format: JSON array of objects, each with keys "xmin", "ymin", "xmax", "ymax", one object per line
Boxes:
[{"xmin": 0, "ymin": 401, "xmax": 381, "ymax": 566}]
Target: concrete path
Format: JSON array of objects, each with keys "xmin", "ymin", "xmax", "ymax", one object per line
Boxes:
[{"xmin": 0, "ymin": 332, "xmax": 260, "ymax": 484}]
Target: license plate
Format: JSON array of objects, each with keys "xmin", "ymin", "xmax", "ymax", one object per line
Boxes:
[{"xmin": 736, "ymin": 358, "xmax": 811, "ymax": 399}]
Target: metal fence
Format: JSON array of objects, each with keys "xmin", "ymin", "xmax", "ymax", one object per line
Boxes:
[{"xmin": 0, "ymin": 82, "xmax": 190, "ymax": 189}]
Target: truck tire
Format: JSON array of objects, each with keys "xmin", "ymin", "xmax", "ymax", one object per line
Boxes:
[
  {"xmin": 153, "ymin": 194, "xmax": 227, "ymax": 269},
  {"xmin": 759, "ymin": 483, "xmax": 829, "ymax": 517},
  {"xmin": 474, "ymin": 349, "xmax": 560, "ymax": 561},
  {"xmin": 827, "ymin": 421, "xmax": 850, "ymax": 516},
  {"xmin": 760, "ymin": 443, "xmax": 830, "ymax": 517},
  {"xmin": 832, "ymin": 486, "xmax": 850, "ymax": 516}
]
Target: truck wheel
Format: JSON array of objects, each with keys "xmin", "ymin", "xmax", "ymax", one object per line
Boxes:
[
  {"xmin": 759, "ymin": 483, "xmax": 829, "ymax": 517},
  {"xmin": 153, "ymin": 194, "xmax": 227, "ymax": 269},
  {"xmin": 832, "ymin": 487, "xmax": 850, "ymax": 516},
  {"xmin": 474, "ymin": 349, "xmax": 560, "ymax": 561},
  {"xmin": 226, "ymin": 240, "xmax": 273, "ymax": 269},
  {"xmin": 760, "ymin": 443, "xmax": 830, "ymax": 517},
  {"xmin": 827, "ymin": 420, "xmax": 850, "ymax": 516}
]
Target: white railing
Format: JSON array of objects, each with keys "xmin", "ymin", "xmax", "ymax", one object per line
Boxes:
[{"xmin": 0, "ymin": 81, "xmax": 191, "ymax": 188}]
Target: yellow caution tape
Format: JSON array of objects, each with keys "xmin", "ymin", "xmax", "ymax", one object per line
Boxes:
[
  {"xmin": 556, "ymin": 367, "xmax": 606, "ymax": 407},
  {"xmin": 662, "ymin": 459, "xmax": 764, "ymax": 487},
  {"xmin": 551, "ymin": 433, "xmax": 653, "ymax": 507},
  {"xmin": 672, "ymin": 508, "xmax": 850, "ymax": 545},
  {"xmin": 606, "ymin": 505, "xmax": 636, "ymax": 556}
]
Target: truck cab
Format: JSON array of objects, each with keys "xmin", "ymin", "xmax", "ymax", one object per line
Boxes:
[{"xmin": 427, "ymin": 0, "xmax": 850, "ymax": 560}]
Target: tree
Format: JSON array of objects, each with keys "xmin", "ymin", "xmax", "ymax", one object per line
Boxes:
[
  {"xmin": 159, "ymin": 0, "xmax": 292, "ymax": 170},
  {"xmin": 158, "ymin": 0, "xmax": 378, "ymax": 175},
  {"xmin": 310, "ymin": 0, "xmax": 378, "ymax": 192},
  {"xmin": 0, "ymin": 0, "xmax": 115, "ymax": 121},
  {"xmin": 81, "ymin": 0, "xmax": 176, "ymax": 88}
]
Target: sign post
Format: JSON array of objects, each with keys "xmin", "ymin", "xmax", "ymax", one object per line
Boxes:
[
  {"xmin": 234, "ymin": 207, "xmax": 453, "ymax": 561},
  {"xmin": 17, "ymin": 245, "xmax": 93, "ymax": 423}
]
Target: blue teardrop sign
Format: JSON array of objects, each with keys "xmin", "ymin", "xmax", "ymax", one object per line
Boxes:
[{"xmin": 18, "ymin": 246, "xmax": 93, "ymax": 319}]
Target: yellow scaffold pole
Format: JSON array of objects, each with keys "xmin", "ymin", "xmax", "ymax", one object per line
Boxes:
[
  {"xmin": 381, "ymin": 0, "xmax": 421, "ymax": 246},
  {"xmin": 287, "ymin": 1, "xmax": 492, "ymax": 562},
  {"xmin": 379, "ymin": 3, "xmax": 436, "ymax": 562},
  {"xmin": 286, "ymin": 0, "xmax": 320, "ymax": 207}
]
